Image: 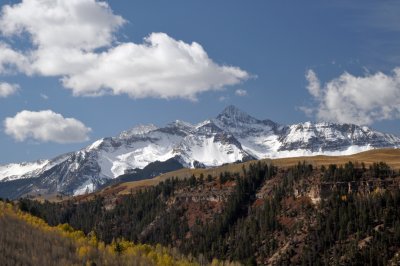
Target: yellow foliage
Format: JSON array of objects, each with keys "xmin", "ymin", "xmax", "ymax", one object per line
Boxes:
[
  {"xmin": 78, "ymin": 245, "xmax": 90, "ymax": 259},
  {"xmin": 157, "ymin": 254, "xmax": 174, "ymax": 266},
  {"xmin": 58, "ymin": 223, "xmax": 74, "ymax": 232},
  {"xmin": 0, "ymin": 201, "xmax": 200, "ymax": 266},
  {"xmin": 87, "ymin": 230, "xmax": 98, "ymax": 246},
  {"xmin": 211, "ymin": 258, "xmax": 222, "ymax": 266}
]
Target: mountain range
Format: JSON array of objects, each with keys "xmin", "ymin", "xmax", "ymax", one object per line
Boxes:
[{"xmin": 0, "ymin": 105, "xmax": 399, "ymax": 198}]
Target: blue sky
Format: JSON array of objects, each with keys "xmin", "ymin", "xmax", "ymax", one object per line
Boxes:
[{"xmin": 0, "ymin": 0, "xmax": 400, "ymax": 164}]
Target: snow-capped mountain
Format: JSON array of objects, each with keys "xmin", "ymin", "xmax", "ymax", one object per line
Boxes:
[
  {"xmin": 1, "ymin": 105, "xmax": 399, "ymax": 198},
  {"xmin": 214, "ymin": 106, "xmax": 400, "ymax": 158}
]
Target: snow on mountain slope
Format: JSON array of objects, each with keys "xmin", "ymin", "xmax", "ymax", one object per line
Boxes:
[
  {"xmin": 0, "ymin": 160, "xmax": 49, "ymax": 181},
  {"xmin": 180, "ymin": 135, "xmax": 245, "ymax": 167},
  {"xmin": 277, "ymin": 122, "xmax": 400, "ymax": 153},
  {"xmin": 214, "ymin": 105, "xmax": 283, "ymax": 158},
  {"xmin": 118, "ymin": 124, "xmax": 158, "ymax": 139},
  {"xmin": 1, "ymin": 105, "xmax": 399, "ymax": 197},
  {"xmin": 215, "ymin": 106, "xmax": 400, "ymax": 159},
  {"xmin": 95, "ymin": 129, "xmax": 183, "ymax": 178},
  {"xmin": 176, "ymin": 120, "xmax": 250, "ymax": 167},
  {"xmin": 0, "ymin": 154, "xmax": 71, "ymax": 182}
]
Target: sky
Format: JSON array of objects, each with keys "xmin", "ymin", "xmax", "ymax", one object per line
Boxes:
[{"xmin": 1, "ymin": 0, "xmax": 400, "ymax": 164}]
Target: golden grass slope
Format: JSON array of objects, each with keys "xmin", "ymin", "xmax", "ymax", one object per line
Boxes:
[{"xmin": 272, "ymin": 148, "xmax": 400, "ymax": 169}]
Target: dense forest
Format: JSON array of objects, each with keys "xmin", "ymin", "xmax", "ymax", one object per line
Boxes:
[{"xmin": 17, "ymin": 161, "xmax": 400, "ymax": 265}]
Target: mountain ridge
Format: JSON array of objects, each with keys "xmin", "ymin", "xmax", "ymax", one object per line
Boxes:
[{"xmin": 0, "ymin": 105, "xmax": 399, "ymax": 197}]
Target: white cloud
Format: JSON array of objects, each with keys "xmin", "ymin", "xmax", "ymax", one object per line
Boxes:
[
  {"xmin": 305, "ymin": 69, "xmax": 321, "ymax": 97},
  {"xmin": 297, "ymin": 106, "xmax": 314, "ymax": 117},
  {"xmin": 62, "ymin": 33, "xmax": 249, "ymax": 99},
  {"xmin": 0, "ymin": 82, "xmax": 19, "ymax": 97},
  {"xmin": 303, "ymin": 68, "xmax": 400, "ymax": 125},
  {"xmin": 4, "ymin": 110, "xmax": 91, "ymax": 143},
  {"xmin": 0, "ymin": 42, "xmax": 29, "ymax": 74},
  {"xmin": 0, "ymin": 0, "xmax": 249, "ymax": 100},
  {"xmin": 235, "ymin": 89, "xmax": 248, "ymax": 97},
  {"xmin": 0, "ymin": 0, "xmax": 125, "ymax": 50}
]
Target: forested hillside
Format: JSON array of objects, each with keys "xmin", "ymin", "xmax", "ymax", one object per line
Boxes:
[
  {"xmin": 18, "ymin": 161, "xmax": 400, "ymax": 265},
  {"xmin": 0, "ymin": 201, "xmax": 206, "ymax": 266}
]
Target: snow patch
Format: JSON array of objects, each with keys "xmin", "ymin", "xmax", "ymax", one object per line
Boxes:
[
  {"xmin": 87, "ymin": 138, "xmax": 104, "ymax": 151},
  {"xmin": 73, "ymin": 180, "xmax": 95, "ymax": 196},
  {"xmin": 266, "ymin": 145, "xmax": 373, "ymax": 159},
  {"xmin": 179, "ymin": 135, "xmax": 245, "ymax": 167}
]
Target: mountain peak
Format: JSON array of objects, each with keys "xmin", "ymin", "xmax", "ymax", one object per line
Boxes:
[
  {"xmin": 118, "ymin": 124, "xmax": 158, "ymax": 139},
  {"xmin": 167, "ymin": 120, "xmax": 193, "ymax": 129},
  {"xmin": 220, "ymin": 105, "xmax": 245, "ymax": 115},
  {"xmin": 217, "ymin": 105, "xmax": 257, "ymax": 124}
]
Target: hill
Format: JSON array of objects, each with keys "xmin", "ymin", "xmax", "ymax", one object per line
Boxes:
[
  {"xmin": 18, "ymin": 157, "xmax": 400, "ymax": 265},
  {"xmin": 0, "ymin": 201, "xmax": 204, "ymax": 266}
]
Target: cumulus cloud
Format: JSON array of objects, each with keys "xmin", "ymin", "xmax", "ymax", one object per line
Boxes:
[
  {"xmin": 0, "ymin": 0, "xmax": 249, "ymax": 100},
  {"xmin": 0, "ymin": 82, "xmax": 19, "ymax": 97},
  {"xmin": 4, "ymin": 110, "xmax": 91, "ymax": 143},
  {"xmin": 235, "ymin": 89, "xmax": 248, "ymax": 97},
  {"xmin": 62, "ymin": 33, "xmax": 249, "ymax": 99},
  {"xmin": 302, "ymin": 68, "xmax": 400, "ymax": 125},
  {"xmin": 0, "ymin": 42, "xmax": 30, "ymax": 74},
  {"xmin": 0, "ymin": 0, "xmax": 125, "ymax": 50},
  {"xmin": 305, "ymin": 69, "xmax": 321, "ymax": 97}
]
